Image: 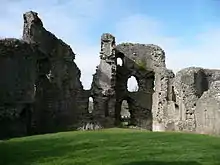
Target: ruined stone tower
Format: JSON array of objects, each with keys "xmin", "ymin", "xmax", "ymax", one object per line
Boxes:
[
  {"xmin": 90, "ymin": 36, "xmax": 176, "ymax": 131},
  {"xmin": 90, "ymin": 33, "xmax": 117, "ymax": 127}
]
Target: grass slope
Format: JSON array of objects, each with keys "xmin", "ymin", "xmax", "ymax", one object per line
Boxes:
[{"xmin": 0, "ymin": 128, "xmax": 220, "ymax": 165}]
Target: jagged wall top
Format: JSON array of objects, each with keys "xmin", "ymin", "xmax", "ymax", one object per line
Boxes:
[
  {"xmin": 23, "ymin": 11, "xmax": 43, "ymax": 26},
  {"xmin": 101, "ymin": 33, "xmax": 115, "ymax": 43},
  {"xmin": 23, "ymin": 11, "xmax": 76, "ymax": 61},
  {"xmin": 115, "ymin": 43, "xmax": 166, "ymax": 72}
]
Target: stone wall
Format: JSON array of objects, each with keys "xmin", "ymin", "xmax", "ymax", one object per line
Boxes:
[
  {"xmin": 152, "ymin": 68, "xmax": 176, "ymax": 131},
  {"xmin": 173, "ymin": 67, "xmax": 220, "ymax": 134},
  {"xmin": 195, "ymin": 81, "xmax": 220, "ymax": 135},
  {"xmin": 114, "ymin": 43, "xmax": 167, "ymax": 130},
  {"xmin": 23, "ymin": 11, "xmax": 88, "ymax": 133},
  {"xmin": 0, "ymin": 11, "xmax": 90, "ymax": 139},
  {"xmin": 0, "ymin": 38, "xmax": 38, "ymax": 139}
]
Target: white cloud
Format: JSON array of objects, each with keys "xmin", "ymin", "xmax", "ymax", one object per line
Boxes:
[{"xmin": 1, "ymin": 1, "xmax": 220, "ymax": 90}]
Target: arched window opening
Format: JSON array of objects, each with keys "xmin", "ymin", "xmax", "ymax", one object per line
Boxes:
[
  {"xmin": 153, "ymin": 79, "xmax": 156, "ymax": 91},
  {"xmin": 120, "ymin": 100, "xmax": 130, "ymax": 119},
  {"xmin": 120, "ymin": 100, "xmax": 131, "ymax": 126},
  {"xmin": 116, "ymin": 57, "xmax": 123, "ymax": 66},
  {"xmin": 88, "ymin": 97, "xmax": 94, "ymax": 113},
  {"xmin": 127, "ymin": 76, "xmax": 139, "ymax": 92}
]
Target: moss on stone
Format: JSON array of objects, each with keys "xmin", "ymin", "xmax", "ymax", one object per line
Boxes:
[{"xmin": 136, "ymin": 59, "xmax": 146, "ymax": 70}]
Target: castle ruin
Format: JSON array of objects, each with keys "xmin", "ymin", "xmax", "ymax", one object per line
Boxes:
[{"xmin": 1, "ymin": 11, "xmax": 220, "ymax": 139}]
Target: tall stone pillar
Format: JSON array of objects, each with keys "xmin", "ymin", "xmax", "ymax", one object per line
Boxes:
[{"xmin": 91, "ymin": 33, "xmax": 117, "ymax": 127}]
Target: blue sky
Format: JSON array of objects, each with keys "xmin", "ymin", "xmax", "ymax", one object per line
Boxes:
[{"xmin": 1, "ymin": 0, "xmax": 220, "ymax": 89}]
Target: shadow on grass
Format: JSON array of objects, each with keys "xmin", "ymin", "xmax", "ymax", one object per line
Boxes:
[
  {"xmin": 123, "ymin": 161, "xmax": 202, "ymax": 165},
  {"xmin": 0, "ymin": 136, "xmax": 98, "ymax": 165}
]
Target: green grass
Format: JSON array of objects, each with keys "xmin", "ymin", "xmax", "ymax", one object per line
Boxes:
[{"xmin": 1, "ymin": 128, "xmax": 220, "ymax": 165}]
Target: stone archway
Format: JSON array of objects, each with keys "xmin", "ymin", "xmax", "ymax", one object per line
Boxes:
[
  {"xmin": 115, "ymin": 69, "xmax": 155, "ymax": 129},
  {"xmin": 115, "ymin": 98, "xmax": 133, "ymax": 127},
  {"xmin": 120, "ymin": 100, "xmax": 130, "ymax": 126},
  {"xmin": 88, "ymin": 97, "xmax": 94, "ymax": 113}
]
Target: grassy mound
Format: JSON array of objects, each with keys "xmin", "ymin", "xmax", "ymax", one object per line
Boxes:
[{"xmin": 0, "ymin": 128, "xmax": 220, "ymax": 165}]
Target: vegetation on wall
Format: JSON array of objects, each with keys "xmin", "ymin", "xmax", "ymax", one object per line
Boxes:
[{"xmin": 135, "ymin": 59, "xmax": 147, "ymax": 70}]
